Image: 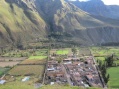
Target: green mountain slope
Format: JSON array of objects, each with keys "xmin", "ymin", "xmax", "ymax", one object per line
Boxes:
[
  {"xmin": 0, "ymin": 0, "xmax": 119, "ymax": 46},
  {"xmin": 0, "ymin": 0, "xmax": 48, "ymax": 46},
  {"xmin": 36, "ymin": 0, "xmax": 106, "ymax": 31}
]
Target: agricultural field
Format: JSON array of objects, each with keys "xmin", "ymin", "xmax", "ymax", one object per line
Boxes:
[
  {"xmin": 0, "ymin": 57, "xmax": 27, "ymax": 62},
  {"xmin": 0, "ymin": 82, "xmax": 34, "ymax": 89},
  {"xmin": 91, "ymin": 46, "xmax": 119, "ymax": 88},
  {"xmin": 20, "ymin": 49, "xmax": 48, "ymax": 64},
  {"xmin": 8, "ymin": 65, "xmax": 45, "ymax": 77},
  {"xmin": 20, "ymin": 56, "xmax": 47, "ymax": 64},
  {"xmin": 0, "ymin": 62, "xmax": 19, "ymax": 67},
  {"xmin": 33, "ymin": 49, "xmax": 48, "ymax": 56},
  {"xmin": 29, "ymin": 56, "xmax": 47, "ymax": 60},
  {"xmin": 91, "ymin": 47, "xmax": 119, "ymax": 63},
  {"xmin": 78, "ymin": 47, "xmax": 91, "ymax": 56},
  {"xmin": 0, "ymin": 67, "xmax": 9, "ymax": 76},
  {"xmin": 107, "ymin": 67, "xmax": 119, "ymax": 88},
  {"xmin": 91, "ymin": 47, "xmax": 119, "ymax": 57},
  {"xmin": 2, "ymin": 50, "xmax": 31, "ymax": 57},
  {"xmin": 50, "ymin": 48, "xmax": 71, "ymax": 55}
]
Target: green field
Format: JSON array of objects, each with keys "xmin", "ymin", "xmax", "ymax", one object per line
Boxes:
[
  {"xmin": 34, "ymin": 50, "xmax": 47, "ymax": 56},
  {"xmin": 40, "ymin": 85, "xmax": 102, "ymax": 89},
  {"xmin": 29, "ymin": 56, "xmax": 47, "ymax": 60},
  {"xmin": 40, "ymin": 85, "xmax": 79, "ymax": 89},
  {"xmin": 0, "ymin": 84, "xmax": 102, "ymax": 89},
  {"xmin": 2, "ymin": 50, "xmax": 31, "ymax": 57},
  {"xmin": 20, "ymin": 56, "xmax": 47, "ymax": 64},
  {"xmin": 107, "ymin": 67, "xmax": 119, "ymax": 88},
  {"xmin": 95, "ymin": 57, "xmax": 105, "ymax": 61},
  {"xmin": 0, "ymin": 67, "xmax": 9, "ymax": 76},
  {"xmin": 56, "ymin": 49, "xmax": 69, "ymax": 55},
  {"xmin": 91, "ymin": 47, "xmax": 119, "ymax": 57},
  {"xmin": 0, "ymin": 82, "xmax": 34, "ymax": 89},
  {"xmin": 91, "ymin": 47, "xmax": 119, "ymax": 88}
]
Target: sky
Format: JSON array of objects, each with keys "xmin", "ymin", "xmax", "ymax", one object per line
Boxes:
[
  {"xmin": 101, "ymin": 0, "xmax": 119, "ymax": 5},
  {"xmin": 69, "ymin": 0, "xmax": 119, "ymax": 5}
]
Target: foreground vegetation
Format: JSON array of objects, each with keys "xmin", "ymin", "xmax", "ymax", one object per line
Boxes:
[
  {"xmin": 1, "ymin": 46, "xmax": 119, "ymax": 89},
  {"xmin": 91, "ymin": 46, "xmax": 119, "ymax": 88},
  {"xmin": 107, "ymin": 67, "xmax": 119, "ymax": 88},
  {"xmin": 0, "ymin": 67, "xmax": 9, "ymax": 76},
  {"xmin": 0, "ymin": 82, "xmax": 34, "ymax": 89},
  {"xmin": 0, "ymin": 84, "xmax": 102, "ymax": 89}
]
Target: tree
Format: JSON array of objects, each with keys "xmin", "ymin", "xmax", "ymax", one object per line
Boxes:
[
  {"xmin": 72, "ymin": 47, "xmax": 77, "ymax": 56},
  {"xmin": 16, "ymin": 37, "xmax": 24, "ymax": 49},
  {"xmin": 99, "ymin": 61, "xmax": 109, "ymax": 84},
  {"xmin": 105, "ymin": 55, "xmax": 114, "ymax": 67},
  {"xmin": 105, "ymin": 74, "xmax": 110, "ymax": 84},
  {"xmin": 98, "ymin": 60, "xmax": 102, "ymax": 69}
]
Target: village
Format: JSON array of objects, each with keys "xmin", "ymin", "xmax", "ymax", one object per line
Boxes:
[
  {"xmin": 45, "ymin": 48, "xmax": 104, "ymax": 88},
  {"xmin": 0, "ymin": 47, "xmax": 109, "ymax": 88}
]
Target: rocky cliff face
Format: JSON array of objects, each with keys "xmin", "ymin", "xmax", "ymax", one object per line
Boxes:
[{"xmin": 0, "ymin": 0, "xmax": 119, "ymax": 46}]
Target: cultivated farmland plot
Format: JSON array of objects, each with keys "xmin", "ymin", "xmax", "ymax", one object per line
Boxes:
[
  {"xmin": 107, "ymin": 67, "xmax": 119, "ymax": 88},
  {"xmin": 0, "ymin": 62, "xmax": 19, "ymax": 67},
  {"xmin": 78, "ymin": 47, "xmax": 91, "ymax": 56},
  {"xmin": 20, "ymin": 56, "xmax": 47, "ymax": 64},
  {"xmin": 50, "ymin": 48, "xmax": 71, "ymax": 55},
  {"xmin": 0, "ymin": 57, "xmax": 27, "ymax": 62},
  {"xmin": 8, "ymin": 65, "xmax": 45, "ymax": 77},
  {"xmin": 0, "ymin": 67, "xmax": 9, "ymax": 76},
  {"xmin": 0, "ymin": 57, "xmax": 27, "ymax": 67}
]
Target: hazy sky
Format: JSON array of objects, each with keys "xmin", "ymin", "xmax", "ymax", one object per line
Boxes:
[{"xmin": 71, "ymin": 0, "xmax": 119, "ymax": 5}]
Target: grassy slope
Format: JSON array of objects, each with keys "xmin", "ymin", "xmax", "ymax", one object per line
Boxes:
[
  {"xmin": 53, "ymin": 0, "xmax": 106, "ymax": 31},
  {"xmin": 40, "ymin": 85, "xmax": 102, "ymax": 89},
  {"xmin": 0, "ymin": 0, "xmax": 47, "ymax": 45},
  {"xmin": 0, "ymin": 84, "xmax": 102, "ymax": 89},
  {"xmin": 0, "ymin": 82, "xmax": 34, "ymax": 89}
]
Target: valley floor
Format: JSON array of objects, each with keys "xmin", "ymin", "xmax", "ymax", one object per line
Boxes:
[{"xmin": 0, "ymin": 46, "xmax": 119, "ymax": 89}]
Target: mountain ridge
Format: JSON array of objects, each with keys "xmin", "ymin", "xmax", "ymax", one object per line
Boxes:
[
  {"xmin": 66, "ymin": 0, "xmax": 119, "ymax": 19},
  {"xmin": 0, "ymin": 0, "xmax": 119, "ymax": 46}
]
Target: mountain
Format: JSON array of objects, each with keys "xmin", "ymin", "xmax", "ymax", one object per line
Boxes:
[
  {"xmin": 0, "ymin": 0, "xmax": 119, "ymax": 46},
  {"xmin": 0, "ymin": 0, "xmax": 48, "ymax": 46},
  {"xmin": 66, "ymin": 0, "xmax": 119, "ymax": 19}
]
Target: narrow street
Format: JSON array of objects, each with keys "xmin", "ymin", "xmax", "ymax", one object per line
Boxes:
[{"xmin": 61, "ymin": 64, "xmax": 72, "ymax": 86}]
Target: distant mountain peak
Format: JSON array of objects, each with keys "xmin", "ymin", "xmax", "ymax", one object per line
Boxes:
[{"xmin": 67, "ymin": 0, "xmax": 119, "ymax": 19}]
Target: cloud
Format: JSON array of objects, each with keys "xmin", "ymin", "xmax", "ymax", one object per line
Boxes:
[
  {"xmin": 79, "ymin": 0, "xmax": 90, "ymax": 1},
  {"xmin": 102, "ymin": 0, "xmax": 119, "ymax": 5},
  {"xmin": 68, "ymin": 0, "xmax": 119, "ymax": 5}
]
